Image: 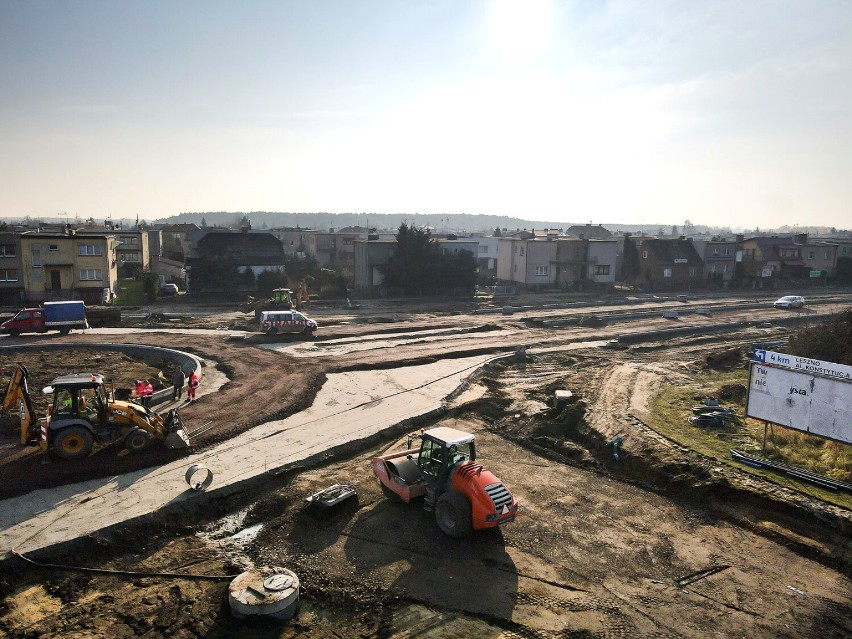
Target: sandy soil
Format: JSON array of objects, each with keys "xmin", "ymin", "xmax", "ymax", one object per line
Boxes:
[{"xmin": 0, "ymin": 294, "xmax": 850, "ymax": 638}]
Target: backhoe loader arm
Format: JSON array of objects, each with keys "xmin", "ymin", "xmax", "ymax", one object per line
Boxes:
[{"xmin": 1, "ymin": 365, "xmax": 39, "ymax": 445}]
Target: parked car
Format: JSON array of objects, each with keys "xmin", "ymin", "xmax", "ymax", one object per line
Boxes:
[
  {"xmin": 773, "ymin": 295, "xmax": 805, "ymax": 309},
  {"xmin": 260, "ymin": 310, "xmax": 317, "ymax": 336},
  {"xmin": 161, "ymin": 283, "xmax": 179, "ymax": 296}
]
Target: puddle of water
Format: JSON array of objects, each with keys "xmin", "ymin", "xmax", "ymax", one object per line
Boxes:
[{"xmin": 197, "ymin": 509, "xmax": 264, "ymax": 552}]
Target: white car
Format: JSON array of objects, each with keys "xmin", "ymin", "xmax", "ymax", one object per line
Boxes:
[{"xmin": 773, "ymin": 295, "xmax": 805, "ymax": 309}]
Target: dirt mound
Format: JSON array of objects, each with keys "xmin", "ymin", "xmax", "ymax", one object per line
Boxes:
[
  {"xmin": 704, "ymin": 348, "xmax": 743, "ymax": 369},
  {"xmin": 718, "ymin": 382, "xmax": 747, "ymax": 403}
]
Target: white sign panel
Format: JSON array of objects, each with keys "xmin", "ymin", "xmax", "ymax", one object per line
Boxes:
[
  {"xmin": 747, "ymin": 363, "xmax": 852, "ymax": 444},
  {"xmin": 753, "ymin": 349, "xmax": 852, "ymax": 381}
]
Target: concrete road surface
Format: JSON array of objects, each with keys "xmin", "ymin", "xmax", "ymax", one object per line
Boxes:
[{"xmin": 1, "ymin": 354, "xmax": 496, "ymax": 557}]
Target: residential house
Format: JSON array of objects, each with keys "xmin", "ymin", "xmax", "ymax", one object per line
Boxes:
[
  {"xmin": 636, "ymin": 238, "xmax": 704, "ymax": 291},
  {"xmin": 308, "ymin": 226, "xmax": 370, "ymax": 268},
  {"xmin": 693, "ymin": 239, "xmax": 737, "ymax": 288},
  {"xmin": 552, "ymin": 238, "xmax": 587, "ymax": 288},
  {"xmin": 0, "ymin": 231, "xmax": 24, "ymax": 305},
  {"xmin": 186, "ymin": 229, "xmax": 285, "ymax": 294},
  {"xmin": 20, "ymin": 230, "xmax": 119, "ymax": 304},
  {"xmin": 437, "ymin": 239, "xmax": 479, "ymax": 258},
  {"xmin": 354, "ymin": 238, "xmax": 397, "ymax": 289},
  {"xmin": 497, "ymin": 238, "xmax": 557, "ymax": 287},
  {"xmin": 159, "ymin": 223, "xmax": 201, "ymax": 262},
  {"xmin": 586, "ymin": 240, "xmax": 618, "ymax": 290},
  {"xmin": 565, "ymin": 223, "xmax": 613, "ymax": 240},
  {"xmin": 738, "ymin": 233, "xmax": 837, "ymax": 287},
  {"xmin": 475, "ymin": 236, "xmax": 499, "ymax": 274},
  {"xmin": 270, "ymin": 227, "xmax": 317, "ymax": 256}
]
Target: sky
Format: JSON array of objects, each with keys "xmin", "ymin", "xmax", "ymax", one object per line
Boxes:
[{"xmin": 1, "ymin": 1, "xmax": 851, "ymax": 230}]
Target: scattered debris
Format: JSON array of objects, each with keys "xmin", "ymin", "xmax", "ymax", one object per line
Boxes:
[
  {"xmin": 303, "ymin": 483, "xmax": 358, "ymax": 514},
  {"xmin": 675, "ymin": 565, "xmax": 730, "ymax": 588}
]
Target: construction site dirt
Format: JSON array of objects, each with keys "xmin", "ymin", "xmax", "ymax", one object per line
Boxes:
[{"xmin": 0, "ymin": 294, "xmax": 851, "ymax": 638}]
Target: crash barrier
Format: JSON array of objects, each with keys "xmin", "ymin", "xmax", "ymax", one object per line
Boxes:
[{"xmin": 0, "ymin": 342, "xmax": 203, "ymax": 409}]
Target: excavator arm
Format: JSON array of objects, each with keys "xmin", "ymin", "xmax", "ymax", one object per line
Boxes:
[{"xmin": 1, "ymin": 364, "xmax": 40, "ymax": 445}]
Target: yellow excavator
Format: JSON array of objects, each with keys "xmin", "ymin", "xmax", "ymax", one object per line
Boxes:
[{"xmin": 2, "ymin": 364, "xmax": 191, "ymax": 460}]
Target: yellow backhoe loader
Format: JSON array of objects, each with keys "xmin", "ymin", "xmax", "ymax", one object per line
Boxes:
[{"xmin": 3, "ymin": 364, "xmax": 191, "ymax": 460}]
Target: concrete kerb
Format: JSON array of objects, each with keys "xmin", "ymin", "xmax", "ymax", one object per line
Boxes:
[{"xmin": 0, "ymin": 342, "xmax": 203, "ymax": 407}]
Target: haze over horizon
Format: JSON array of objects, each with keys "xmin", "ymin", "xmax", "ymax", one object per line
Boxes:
[{"xmin": 2, "ymin": 1, "xmax": 851, "ymax": 229}]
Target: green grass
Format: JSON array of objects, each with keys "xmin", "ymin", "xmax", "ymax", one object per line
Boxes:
[{"xmin": 649, "ymin": 368, "xmax": 852, "ymax": 510}]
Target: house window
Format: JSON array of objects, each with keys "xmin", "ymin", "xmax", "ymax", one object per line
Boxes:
[
  {"xmin": 514, "ymin": 245, "xmax": 518, "ymax": 254},
  {"xmin": 0, "ymin": 244, "xmax": 16, "ymax": 257},
  {"xmin": 122, "ymin": 252, "xmax": 141, "ymax": 263},
  {"xmin": 78, "ymin": 244, "xmax": 102, "ymax": 256},
  {"xmin": 689, "ymin": 267, "xmax": 698, "ymax": 276},
  {"xmin": 712, "ymin": 249, "xmax": 719, "ymax": 256},
  {"xmin": 0, "ymin": 269, "xmax": 18, "ymax": 281},
  {"xmin": 723, "ymin": 264, "xmax": 729, "ymax": 273},
  {"xmin": 724, "ymin": 247, "xmax": 731, "ymax": 255},
  {"xmin": 808, "ymin": 251, "xmax": 815, "ymax": 260},
  {"xmin": 710, "ymin": 264, "xmax": 717, "ymax": 273},
  {"xmin": 48, "ymin": 244, "xmax": 59, "ymax": 251},
  {"xmin": 534, "ymin": 266, "xmax": 549, "ymax": 276},
  {"xmin": 825, "ymin": 251, "xmax": 831, "ymax": 259},
  {"xmin": 31, "ymin": 249, "xmax": 42, "ymax": 267},
  {"xmin": 119, "ymin": 235, "xmax": 138, "ymax": 246},
  {"xmin": 642, "ymin": 251, "xmax": 648, "ymax": 259},
  {"xmin": 663, "ymin": 267, "xmax": 672, "ymax": 278},
  {"xmin": 594, "ymin": 265, "xmax": 610, "ymax": 275},
  {"xmin": 80, "ymin": 269, "xmax": 103, "ymax": 280},
  {"xmin": 520, "ymin": 246, "xmax": 525, "ymax": 256}
]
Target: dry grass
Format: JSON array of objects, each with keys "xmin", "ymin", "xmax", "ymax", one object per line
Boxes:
[{"xmin": 649, "ymin": 368, "xmax": 852, "ymax": 510}]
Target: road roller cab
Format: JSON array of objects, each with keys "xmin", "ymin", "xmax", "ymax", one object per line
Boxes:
[{"xmin": 371, "ymin": 427, "xmax": 518, "ymax": 538}]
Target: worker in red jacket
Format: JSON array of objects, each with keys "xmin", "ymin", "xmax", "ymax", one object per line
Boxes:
[
  {"xmin": 187, "ymin": 371, "xmax": 199, "ymax": 402},
  {"xmin": 134, "ymin": 380, "xmax": 146, "ymax": 406},
  {"xmin": 142, "ymin": 380, "xmax": 154, "ymax": 409}
]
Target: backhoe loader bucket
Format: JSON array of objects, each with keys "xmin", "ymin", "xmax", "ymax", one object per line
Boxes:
[{"xmin": 163, "ymin": 409, "xmax": 191, "ymax": 449}]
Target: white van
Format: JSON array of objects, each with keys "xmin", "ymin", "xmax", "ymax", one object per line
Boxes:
[{"xmin": 260, "ymin": 310, "xmax": 318, "ymax": 336}]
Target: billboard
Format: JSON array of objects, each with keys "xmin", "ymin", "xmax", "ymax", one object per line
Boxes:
[{"xmin": 747, "ymin": 352, "xmax": 852, "ymax": 445}]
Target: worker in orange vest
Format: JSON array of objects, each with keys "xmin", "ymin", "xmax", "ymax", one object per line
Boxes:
[
  {"xmin": 142, "ymin": 380, "xmax": 154, "ymax": 409},
  {"xmin": 134, "ymin": 380, "xmax": 146, "ymax": 406}
]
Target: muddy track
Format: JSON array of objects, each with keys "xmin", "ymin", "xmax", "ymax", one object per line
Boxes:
[
  {"xmin": 1, "ymin": 311, "xmax": 851, "ymax": 638},
  {"xmin": 479, "ymin": 347, "xmax": 852, "ymax": 575},
  {"xmin": 0, "ymin": 333, "xmax": 327, "ymax": 499}
]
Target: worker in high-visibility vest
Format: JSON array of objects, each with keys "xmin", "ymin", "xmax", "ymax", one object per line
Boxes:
[
  {"xmin": 142, "ymin": 380, "xmax": 154, "ymax": 409},
  {"xmin": 134, "ymin": 380, "xmax": 146, "ymax": 406}
]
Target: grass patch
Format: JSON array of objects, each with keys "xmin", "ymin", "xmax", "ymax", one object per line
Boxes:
[{"xmin": 649, "ymin": 368, "xmax": 852, "ymax": 510}]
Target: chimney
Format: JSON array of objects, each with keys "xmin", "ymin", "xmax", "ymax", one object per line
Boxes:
[
  {"xmin": 795, "ymin": 233, "xmax": 807, "ymax": 244},
  {"xmin": 735, "ymin": 234, "xmax": 744, "ymax": 243}
]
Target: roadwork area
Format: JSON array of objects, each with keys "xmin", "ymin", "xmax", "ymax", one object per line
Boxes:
[
  {"xmin": 0, "ymin": 294, "xmax": 850, "ymax": 638},
  {"xmin": 1, "ymin": 355, "xmax": 493, "ymax": 555}
]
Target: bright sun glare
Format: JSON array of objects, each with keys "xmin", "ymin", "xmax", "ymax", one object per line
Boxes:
[{"xmin": 488, "ymin": 0, "xmax": 554, "ymax": 61}]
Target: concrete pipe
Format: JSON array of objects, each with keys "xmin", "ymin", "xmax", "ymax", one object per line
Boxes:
[{"xmin": 185, "ymin": 464, "xmax": 213, "ymax": 491}]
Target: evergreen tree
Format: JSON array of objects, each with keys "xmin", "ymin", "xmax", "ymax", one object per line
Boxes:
[{"xmin": 622, "ymin": 236, "xmax": 640, "ymax": 283}]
